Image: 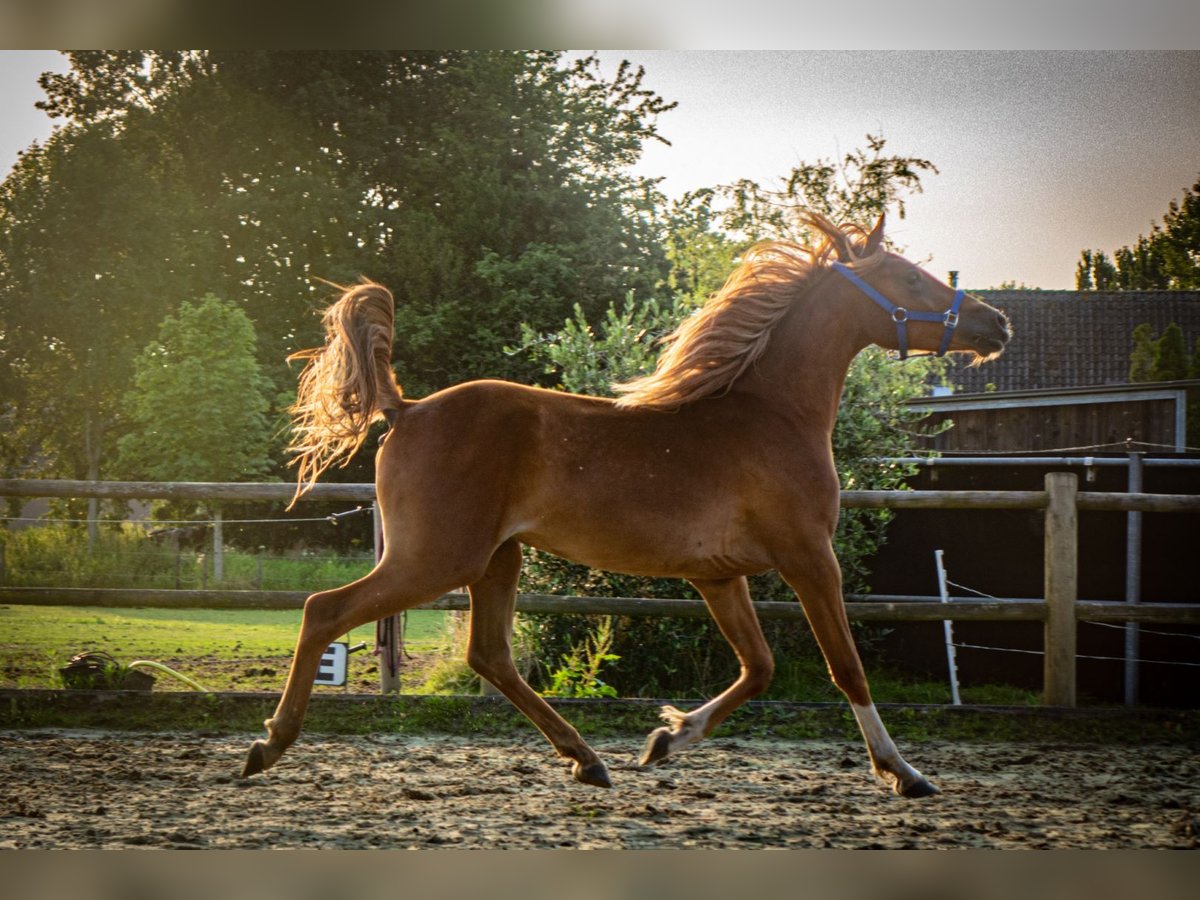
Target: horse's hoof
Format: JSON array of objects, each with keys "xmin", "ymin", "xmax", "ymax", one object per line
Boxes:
[
  {"xmin": 241, "ymin": 740, "xmax": 269, "ymax": 778},
  {"xmin": 639, "ymin": 727, "xmax": 673, "ymax": 766},
  {"xmin": 899, "ymin": 777, "xmax": 940, "ymax": 799},
  {"xmin": 573, "ymin": 760, "xmax": 612, "ymax": 788}
]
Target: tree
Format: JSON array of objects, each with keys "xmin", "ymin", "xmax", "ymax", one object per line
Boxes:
[
  {"xmin": 0, "ymin": 123, "xmax": 191, "ymax": 498},
  {"xmin": 658, "ymin": 189, "xmax": 748, "ymax": 306},
  {"xmin": 1076, "ymin": 249, "xmax": 1119, "ymax": 290},
  {"xmin": 1077, "ymin": 177, "xmax": 1200, "ymax": 290},
  {"xmin": 718, "ymin": 132, "xmax": 937, "ymax": 245},
  {"xmin": 517, "ymin": 292, "xmax": 681, "ymax": 395},
  {"xmin": 1, "ymin": 57, "xmax": 375, "ymax": 495},
  {"xmin": 115, "ymin": 295, "xmax": 274, "ymax": 579},
  {"xmin": 2, "ymin": 51, "xmax": 675, "ymax": 494},
  {"xmin": 1129, "ymin": 323, "xmax": 1158, "ymax": 382},
  {"xmin": 654, "ymin": 133, "xmax": 938, "ymax": 307},
  {"xmin": 1190, "ymin": 337, "xmax": 1200, "ymax": 450},
  {"xmin": 116, "ymin": 295, "xmax": 274, "ymax": 484},
  {"xmin": 1155, "ymin": 322, "xmax": 1189, "ymax": 381},
  {"xmin": 1129, "ymin": 321, "xmax": 1191, "ymax": 384}
]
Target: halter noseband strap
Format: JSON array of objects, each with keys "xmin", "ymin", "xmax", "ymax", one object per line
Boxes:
[{"xmin": 831, "ymin": 261, "xmax": 965, "ymax": 360}]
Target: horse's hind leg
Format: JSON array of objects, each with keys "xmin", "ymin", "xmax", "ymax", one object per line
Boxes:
[
  {"xmin": 640, "ymin": 576, "xmax": 774, "ymax": 766},
  {"xmin": 465, "ymin": 539, "xmax": 611, "ymax": 788},
  {"xmin": 783, "ymin": 545, "xmax": 938, "ymax": 798},
  {"xmin": 241, "ymin": 564, "xmax": 443, "ymax": 777}
]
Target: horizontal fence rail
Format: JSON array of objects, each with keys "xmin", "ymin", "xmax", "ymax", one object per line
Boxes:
[
  {"xmin": 2, "ymin": 477, "xmax": 1199, "ymax": 707},
  {"xmin": 5, "ymin": 478, "xmax": 1197, "ymax": 514},
  {"xmin": 0, "ymin": 479, "xmax": 375, "ymax": 503},
  {"xmin": 2, "ymin": 586, "xmax": 1198, "ymax": 625}
]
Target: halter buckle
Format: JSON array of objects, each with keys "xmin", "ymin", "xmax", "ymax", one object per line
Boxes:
[
  {"xmin": 891, "ymin": 308, "xmax": 909, "ymax": 324},
  {"xmin": 943, "ymin": 310, "xmax": 959, "ymax": 328}
]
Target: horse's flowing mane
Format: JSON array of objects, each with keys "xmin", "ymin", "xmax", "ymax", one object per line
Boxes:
[{"xmin": 613, "ymin": 212, "xmax": 884, "ymax": 410}]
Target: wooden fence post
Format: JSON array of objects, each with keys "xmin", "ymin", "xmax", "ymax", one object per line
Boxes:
[
  {"xmin": 1044, "ymin": 472, "xmax": 1078, "ymax": 707},
  {"xmin": 212, "ymin": 506, "xmax": 223, "ymax": 583}
]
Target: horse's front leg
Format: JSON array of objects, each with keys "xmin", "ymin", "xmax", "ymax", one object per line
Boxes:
[
  {"xmin": 639, "ymin": 576, "xmax": 774, "ymax": 765},
  {"xmin": 782, "ymin": 543, "xmax": 938, "ymax": 798}
]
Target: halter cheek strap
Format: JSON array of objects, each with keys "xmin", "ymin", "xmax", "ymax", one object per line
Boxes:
[{"xmin": 831, "ymin": 261, "xmax": 965, "ymax": 360}]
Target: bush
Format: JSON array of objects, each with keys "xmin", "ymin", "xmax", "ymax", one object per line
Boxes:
[{"xmin": 0, "ymin": 522, "xmax": 373, "ymax": 591}]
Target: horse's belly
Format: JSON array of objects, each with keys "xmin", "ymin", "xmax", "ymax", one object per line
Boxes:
[{"xmin": 515, "ymin": 514, "xmax": 771, "ymax": 580}]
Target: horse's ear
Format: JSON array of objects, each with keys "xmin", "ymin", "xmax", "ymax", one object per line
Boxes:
[
  {"xmin": 828, "ymin": 228, "xmax": 856, "ymax": 262},
  {"xmin": 864, "ymin": 214, "xmax": 886, "ymax": 255}
]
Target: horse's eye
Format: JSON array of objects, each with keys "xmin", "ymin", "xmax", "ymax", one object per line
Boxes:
[{"xmin": 905, "ymin": 271, "xmax": 922, "ymax": 287}]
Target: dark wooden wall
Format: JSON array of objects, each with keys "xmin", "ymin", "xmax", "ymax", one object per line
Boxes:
[{"xmin": 921, "ymin": 398, "xmax": 1180, "ymax": 453}]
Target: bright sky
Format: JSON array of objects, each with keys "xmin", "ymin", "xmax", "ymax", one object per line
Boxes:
[{"xmin": 3, "ymin": 50, "xmax": 1199, "ymax": 289}]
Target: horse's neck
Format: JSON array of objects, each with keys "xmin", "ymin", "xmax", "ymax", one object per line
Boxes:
[{"xmin": 733, "ymin": 294, "xmax": 866, "ymax": 432}]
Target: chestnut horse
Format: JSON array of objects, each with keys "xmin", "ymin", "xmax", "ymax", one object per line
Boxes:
[{"xmin": 242, "ymin": 213, "xmax": 1010, "ymax": 797}]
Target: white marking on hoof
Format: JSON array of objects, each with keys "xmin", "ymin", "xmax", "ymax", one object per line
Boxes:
[
  {"xmin": 661, "ymin": 704, "xmax": 709, "ymax": 747},
  {"xmin": 639, "ymin": 704, "xmax": 711, "ymax": 766},
  {"xmin": 850, "ymin": 702, "xmax": 933, "ymax": 795}
]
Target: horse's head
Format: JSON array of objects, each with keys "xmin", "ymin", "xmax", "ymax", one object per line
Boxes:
[{"xmin": 827, "ymin": 216, "xmax": 1011, "ymax": 362}]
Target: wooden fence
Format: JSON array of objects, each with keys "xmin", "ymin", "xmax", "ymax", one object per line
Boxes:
[{"xmin": 2, "ymin": 475, "xmax": 1198, "ymax": 707}]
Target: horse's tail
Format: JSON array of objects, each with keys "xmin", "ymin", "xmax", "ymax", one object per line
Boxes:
[{"xmin": 286, "ymin": 279, "xmax": 404, "ymax": 506}]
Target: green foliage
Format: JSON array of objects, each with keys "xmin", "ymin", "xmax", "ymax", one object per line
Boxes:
[
  {"xmin": 1128, "ymin": 321, "xmax": 1198, "ymax": 446},
  {"xmin": 541, "ymin": 616, "xmax": 620, "ymax": 699},
  {"xmin": 835, "ymin": 348, "xmax": 948, "ymax": 589},
  {"xmin": 718, "ymin": 133, "xmax": 938, "ymax": 243},
  {"xmin": 116, "ymin": 295, "xmax": 274, "ymax": 491},
  {"xmin": 986, "ymin": 280, "xmax": 1040, "ymax": 291},
  {"xmin": 1129, "ymin": 321, "xmax": 1191, "ymax": 384},
  {"xmin": 0, "ymin": 522, "xmax": 376, "ymax": 591},
  {"xmin": 420, "ymin": 658, "xmax": 482, "ymax": 696},
  {"xmin": 658, "ymin": 189, "xmax": 748, "ymax": 305},
  {"xmin": 1129, "ymin": 323, "xmax": 1158, "ymax": 382},
  {"xmin": 1076, "ymin": 249, "xmax": 1119, "ymax": 290},
  {"xmin": 516, "ymin": 291, "xmax": 684, "ymax": 395},
  {"xmin": 1155, "ymin": 323, "xmax": 1189, "ymax": 381},
  {"xmin": 1, "ymin": 51, "xmax": 674, "ymax": 486},
  {"xmin": 1077, "ymin": 176, "xmax": 1200, "ymax": 290},
  {"xmin": 0, "ymin": 523, "xmax": 178, "ymax": 588}
]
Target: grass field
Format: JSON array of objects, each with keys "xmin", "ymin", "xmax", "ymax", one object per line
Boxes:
[
  {"xmin": 0, "ymin": 604, "xmax": 453, "ymax": 693},
  {"xmin": 1, "ymin": 526, "xmax": 1045, "ymax": 705},
  {"xmin": 0, "ymin": 602, "xmax": 1042, "ymax": 708}
]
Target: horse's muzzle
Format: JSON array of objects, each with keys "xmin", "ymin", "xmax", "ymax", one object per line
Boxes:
[{"xmin": 965, "ymin": 308, "xmax": 1011, "ymax": 358}]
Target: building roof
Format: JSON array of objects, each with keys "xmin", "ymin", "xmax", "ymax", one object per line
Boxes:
[{"xmin": 944, "ymin": 290, "xmax": 1200, "ymax": 394}]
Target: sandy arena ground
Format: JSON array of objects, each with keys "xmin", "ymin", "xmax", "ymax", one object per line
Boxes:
[{"xmin": 0, "ymin": 729, "xmax": 1197, "ymax": 849}]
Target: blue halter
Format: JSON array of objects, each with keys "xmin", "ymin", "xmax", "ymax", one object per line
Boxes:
[{"xmin": 831, "ymin": 261, "xmax": 965, "ymax": 360}]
